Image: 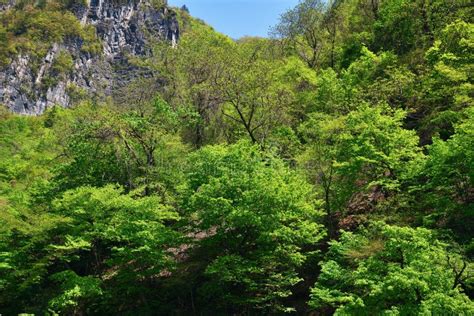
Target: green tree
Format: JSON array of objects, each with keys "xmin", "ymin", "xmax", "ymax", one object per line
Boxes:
[
  {"xmin": 0, "ymin": 109, "xmax": 64, "ymax": 314},
  {"xmin": 149, "ymin": 18, "xmax": 233, "ymax": 147},
  {"xmin": 215, "ymin": 45, "xmax": 294, "ymax": 145},
  {"xmin": 1, "ymin": 185, "xmax": 180, "ymax": 315},
  {"xmin": 51, "ymin": 100, "xmax": 187, "ymax": 199},
  {"xmin": 310, "ymin": 222, "xmax": 474, "ymax": 315},
  {"xmin": 422, "ymin": 106, "xmax": 474, "ymax": 244},
  {"xmin": 299, "ymin": 105, "xmax": 423, "ymax": 234},
  {"xmin": 181, "ymin": 141, "xmax": 326, "ymax": 313},
  {"xmin": 273, "ymin": 0, "xmax": 328, "ymax": 68},
  {"xmin": 421, "ymin": 20, "xmax": 474, "ymax": 140}
]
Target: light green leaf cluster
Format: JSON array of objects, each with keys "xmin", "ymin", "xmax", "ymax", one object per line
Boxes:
[
  {"xmin": 182, "ymin": 141, "xmax": 326, "ymax": 312},
  {"xmin": 310, "ymin": 222, "xmax": 474, "ymax": 315}
]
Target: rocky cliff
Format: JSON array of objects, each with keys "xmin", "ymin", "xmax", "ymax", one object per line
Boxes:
[{"xmin": 0, "ymin": 0, "xmax": 179, "ymax": 115}]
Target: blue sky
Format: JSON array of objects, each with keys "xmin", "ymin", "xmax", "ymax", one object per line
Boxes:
[{"xmin": 168, "ymin": 0, "xmax": 300, "ymax": 39}]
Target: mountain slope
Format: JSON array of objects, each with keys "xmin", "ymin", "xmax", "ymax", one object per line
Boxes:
[{"xmin": 0, "ymin": 0, "xmax": 178, "ymax": 114}]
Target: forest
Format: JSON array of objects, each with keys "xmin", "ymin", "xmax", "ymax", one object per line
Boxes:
[{"xmin": 0, "ymin": 0, "xmax": 473, "ymax": 314}]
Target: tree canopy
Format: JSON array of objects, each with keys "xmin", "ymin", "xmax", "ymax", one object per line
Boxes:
[{"xmin": 0, "ymin": 0, "xmax": 473, "ymax": 314}]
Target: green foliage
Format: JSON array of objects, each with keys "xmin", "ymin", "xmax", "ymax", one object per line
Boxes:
[
  {"xmin": 149, "ymin": 17, "xmax": 234, "ymax": 146},
  {"xmin": 1, "ymin": 0, "xmax": 473, "ymax": 314},
  {"xmin": 0, "ymin": 112, "xmax": 58, "ymax": 231},
  {"xmin": 182, "ymin": 141, "xmax": 326, "ymax": 312},
  {"xmin": 0, "ymin": 1, "xmax": 101, "ymax": 67},
  {"xmin": 216, "ymin": 46, "xmax": 295, "ymax": 144},
  {"xmin": 373, "ymin": 0, "xmax": 425, "ymax": 55},
  {"xmin": 278, "ymin": 56, "xmax": 318, "ymax": 113},
  {"xmin": 422, "ymin": 107, "xmax": 474, "ymax": 243},
  {"xmin": 48, "ymin": 270, "xmax": 103, "ymax": 315},
  {"xmin": 310, "ymin": 222, "xmax": 474, "ymax": 315},
  {"xmin": 299, "ymin": 104, "xmax": 423, "ymax": 231},
  {"xmin": 51, "ymin": 185, "xmax": 180, "ymax": 275},
  {"xmin": 421, "ymin": 20, "xmax": 474, "ymax": 138},
  {"xmin": 0, "ymin": 102, "xmax": 187, "ymax": 314},
  {"xmin": 272, "ymin": 0, "xmax": 328, "ymax": 68},
  {"xmin": 0, "ymin": 24, "xmax": 9, "ymax": 65},
  {"xmin": 1, "ymin": 183, "xmax": 180, "ymax": 314},
  {"xmin": 50, "ymin": 100, "xmax": 187, "ymax": 199},
  {"xmin": 41, "ymin": 50, "xmax": 75, "ymax": 88},
  {"xmin": 150, "ymin": 0, "xmax": 166, "ymax": 10}
]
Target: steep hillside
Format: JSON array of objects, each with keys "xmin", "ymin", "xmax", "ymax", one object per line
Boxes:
[
  {"xmin": 0, "ymin": 0, "xmax": 472, "ymax": 315},
  {"xmin": 0, "ymin": 0, "xmax": 178, "ymax": 114}
]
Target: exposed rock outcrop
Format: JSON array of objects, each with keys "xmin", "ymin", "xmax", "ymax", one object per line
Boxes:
[
  {"xmin": 0, "ymin": 0, "xmax": 15, "ymax": 11},
  {"xmin": 0, "ymin": 0, "xmax": 179, "ymax": 115}
]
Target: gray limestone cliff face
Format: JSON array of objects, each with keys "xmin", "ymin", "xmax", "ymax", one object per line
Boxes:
[
  {"xmin": 0, "ymin": 0, "xmax": 15, "ymax": 11},
  {"xmin": 0, "ymin": 0, "xmax": 179, "ymax": 115}
]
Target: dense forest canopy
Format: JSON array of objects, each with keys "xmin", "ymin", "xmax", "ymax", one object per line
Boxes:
[{"xmin": 0, "ymin": 0, "xmax": 473, "ymax": 314}]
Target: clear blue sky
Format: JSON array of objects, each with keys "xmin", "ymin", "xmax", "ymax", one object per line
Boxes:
[{"xmin": 168, "ymin": 0, "xmax": 300, "ymax": 39}]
